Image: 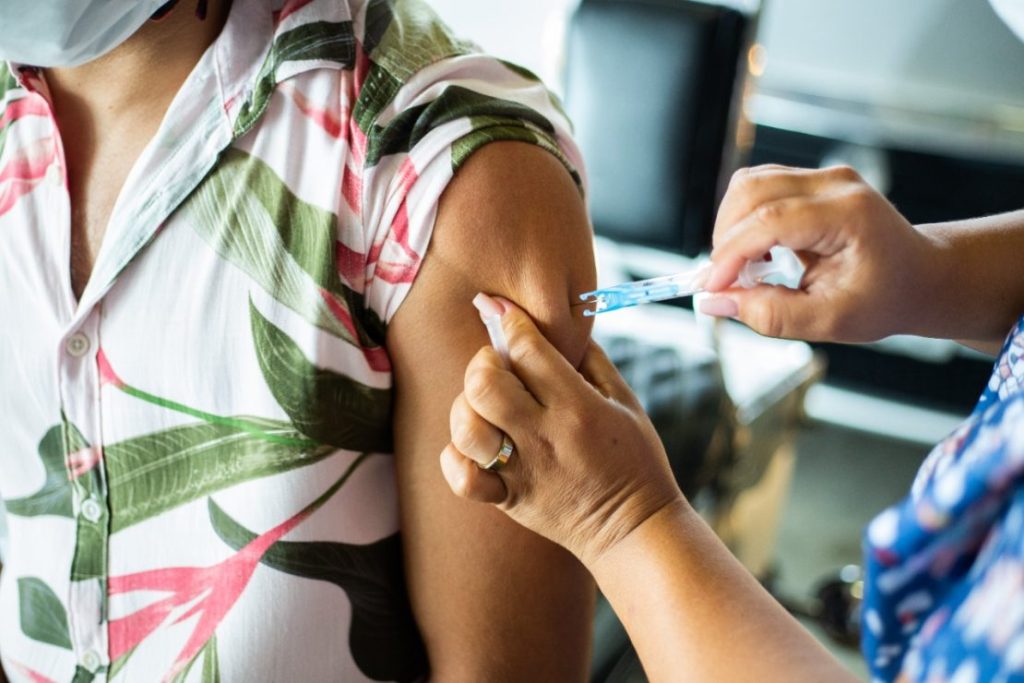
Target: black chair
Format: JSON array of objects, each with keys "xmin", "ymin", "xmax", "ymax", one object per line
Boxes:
[{"xmin": 564, "ymin": 0, "xmax": 751, "ymax": 256}]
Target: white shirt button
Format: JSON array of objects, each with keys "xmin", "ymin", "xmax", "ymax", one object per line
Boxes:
[
  {"xmin": 81, "ymin": 649, "xmax": 101, "ymax": 672},
  {"xmin": 65, "ymin": 333, "xmax": 90, "ymax": 358},
  {"xmin": 80, "ymin": 498, "xmax": 103, "ymax": 524}
]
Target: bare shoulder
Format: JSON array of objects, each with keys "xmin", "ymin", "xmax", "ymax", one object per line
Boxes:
[{"xmin": 392, "ymin": 140, "xmax": 595, "ymax": 365}]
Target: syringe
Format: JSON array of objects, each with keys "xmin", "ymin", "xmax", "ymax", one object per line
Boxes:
[{"xmin": 579, "ymin": 247, "xmax": 803, "ymax": 316}]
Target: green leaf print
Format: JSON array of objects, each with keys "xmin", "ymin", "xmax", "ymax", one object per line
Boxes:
[
  {"xmin": 183, "ymin": 148, "xmax": 385, "ymax": 350},
  {"xmin": 209, "ymin": 500, "xmax": 427, "ymax": 682},
  {"xmin": 70, "ymin": 518, "xmax": 107, "ymax": 582},
  {"xmin": 367, "ymin": 0, "xmax": 471, "ymax": 83},
  {"xmin": 250, "ymin": 301, "xmax": 393, "ymax": 453},
  {"xmin": 170, "ymin": 635, "xmax": 219, "ymax": 683},
  {"xmin": 353, "ymin": 0, "xmax": 471, "ymax": 134},
  {"xmin": 104, "ymin": 417, "xmax": 336, "ymax": 532},
  {"xmin": 71, "ymin": 667, "xmax": 97, "ymax": 683},
  {"xmin": 0, "ymin": 63, "xmax": 16, "ymax": 95},
  {"xmin": 17, "ymin": 577, "xmax": 72, "ymax": 650},
  {"xmin": 364, "ymin": 85, "xmax": 556, "ymax": 167},
  {"xmin": 202, "ymin": 634, "xmax": 221, "ymax": 683},
  {"xmin": 108, "ymin": 645, "xmax": 138, "ymax": 681},
  {"xmin": 6, "ymin": 421, "xmax": 89, "ymax": 518},
  {"xmin": 234, "ymin": 20, "xmax": 357, "ymax": 136}
]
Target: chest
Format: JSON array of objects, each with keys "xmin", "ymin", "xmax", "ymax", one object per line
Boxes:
[{"xmin": 67, "ymin": 134, "xmax": 151, "ymax": 298}]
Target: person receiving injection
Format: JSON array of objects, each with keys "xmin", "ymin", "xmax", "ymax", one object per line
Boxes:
[{"xmin": 441, "ymin": 162, "xmax": 1024, "ymax": 682}]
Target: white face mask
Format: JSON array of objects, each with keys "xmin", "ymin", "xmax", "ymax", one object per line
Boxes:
[
  {"xmin": 991, "ymin": 0, "xmax": 1024, "ymax": 42},
  {"xmin": 0, "ymin": 0, "xmax": 171, "ymax": 68}
]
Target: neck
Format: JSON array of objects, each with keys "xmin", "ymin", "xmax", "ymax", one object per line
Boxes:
[{"xmin": 44, "ymin": 0, "xmax": 231, "ymax": 126}]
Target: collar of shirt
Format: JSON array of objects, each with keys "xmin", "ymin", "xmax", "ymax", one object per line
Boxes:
[{"xmin": 2, "ymin": 0, "xmax": 358, "ymax": 323}]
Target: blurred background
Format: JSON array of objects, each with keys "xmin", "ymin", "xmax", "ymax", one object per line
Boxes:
[
  {"xmin": 424, "ymin": 0, "xmax": 1024, "ymax": 679},
  {"xmin": 2, "ymin": 1, "xmax": 1021, "ymax": 679}
]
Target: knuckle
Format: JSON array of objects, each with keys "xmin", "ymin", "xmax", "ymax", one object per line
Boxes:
[
  {"xmin": 451, "ymin": 467, "xmax": 475, "ymax": 499},
  {"xmin": 755, "ymin": 200, "xmax": 785, "ymax": 225},
  {"xmin": 728, "ymin": 167, "xmax": 756, "ymax": 192},
  {"xmin": 748, "ymin": 301, "xmax": 786, "ymax": 338},
  {"xmin": 844, "ymin": 184, "xmax": 876, "ymax": 211},
  {"xmin": 827, "ymin": 164, "xmax": 861, "ymax": 182},
  {"xmin": 464, "ymin": 365, "xmax": 498, "ymax": 404},
  {"xmin": 511, "ymin": 334, "xmax": 546, "ymax": 366},
  {"xmin": 450, "ymin": 419, "xmax": 479, "ymax": 454},
  {"xmin": 728, "ymin": 167, "xmax": 749, "ymax": 186}
]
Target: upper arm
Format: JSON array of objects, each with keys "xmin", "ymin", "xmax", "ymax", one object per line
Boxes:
[{"xmin": 387, "ymin": 141, "xmax": 597, "ymax": 680}]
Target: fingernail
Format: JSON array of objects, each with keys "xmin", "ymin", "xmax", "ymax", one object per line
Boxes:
[
  {"xmin": 475, "ymin": 293, "xmax": 511, "ymax": 368},
  {"xmin": 699, "ymin": 296, "xmax": 739, "ymax": 318},
  {"xmin": 491, "ymin": 296, "xmax": 513, "ymax": 315},
  {"xmin": 473, "ymin": 293, "xmax": 504, "ymax": 319}
]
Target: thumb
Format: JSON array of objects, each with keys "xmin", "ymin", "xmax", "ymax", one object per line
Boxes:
[
  {"xmin": 700, "ymin": 286, "xmax": 824, "ymax": 341},
  {"xmin": 490, "ymin": 296, "xmax": 581, "ymax": 404}
]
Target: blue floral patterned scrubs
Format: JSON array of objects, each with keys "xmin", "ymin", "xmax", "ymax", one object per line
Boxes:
[{"xmin": 863, "ymin": 315, "xmax": 1024, "ymax": 682}]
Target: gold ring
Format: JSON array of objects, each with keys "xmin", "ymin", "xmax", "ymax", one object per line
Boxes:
[{"xmin": 484, "ymin": 434, "xmax": 515, "ymax": 471}]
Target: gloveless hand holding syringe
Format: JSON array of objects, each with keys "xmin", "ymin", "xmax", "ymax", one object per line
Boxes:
[{"xmin": 577, "ymin": 247, "xmax": 805, "ymax": 316}]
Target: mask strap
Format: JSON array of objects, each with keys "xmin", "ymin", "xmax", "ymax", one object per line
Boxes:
[
  {"xmin": 151, "ymin": 0, "xmax": 209, "ymax": 21},
  {"xmin": 151, "ymin": 1, "xmax": 180, "ymax": 20}
]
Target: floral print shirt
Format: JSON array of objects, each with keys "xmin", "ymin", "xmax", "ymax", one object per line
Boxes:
[
  {"xmin": 864, "ymin": 315, "xmax": 1024, "ymax": 682},
  {"xmin": 0, "ymin": 1, "xmax": 582, "ymax": 681}
]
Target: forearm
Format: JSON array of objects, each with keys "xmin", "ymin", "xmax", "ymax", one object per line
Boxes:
[
  {"xmin": 590, "ymin": 500, "xmax": 858, "ymax": 683},
  {"xmin": 916, "ymin": 210, "xmax": 1024, "ymax": 345}
]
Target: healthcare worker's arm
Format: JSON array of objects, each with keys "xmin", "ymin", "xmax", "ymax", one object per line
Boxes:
[
  {"xmin": 388, "ymin": 142, "xmax": 597, "ymax": 681},
  {"xmin": 702, "ymin": 165, "xmax": 1024, "ymax": 352},
  {"xmin": 440, "ymin": 301, "xmax": 859, "ymax": 683}
]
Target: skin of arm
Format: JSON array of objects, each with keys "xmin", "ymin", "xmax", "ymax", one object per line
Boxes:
[
  {"xmin": 441, "ymin": 305, "xmax": 860, "ymax": 683},
  {"xmin": 388, "ymin": 141, "xmax": 598, "ymax": 680},
  {"xmin": 920, "ymin": 210, "xmax": 1024, "ymax": 355},
  {"xmin": 701, "ymin": 165, "xmax": 1024, "ymax": 349},
  {"xmin": 590, "ymin": 501, "xmax": 860, "ymax": 683}
]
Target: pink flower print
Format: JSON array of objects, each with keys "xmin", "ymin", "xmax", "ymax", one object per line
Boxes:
[
  {"xmin": 6, "ymin": 661, "xmax": 58, "ymax": 683},
  {"xmin": 280, "ymin": 81, "xmax": 345, "ymax": 139},
  {"xmin": 66, "ymin": 445, "xmax": 103, "ymax": 480},
  {"xmin": 107, "ymin": 454, "xmax": 366, "ymax": 680},
  {"xmin": 278, "ymin": 80, "xmax": 366, "ymax": 217},
  {"xmin": 341, "ymin": 155, "xmax": 363, "ymax": 215},
  {"xmin": 96, "ymin": 348, "xmax": 126, "ymax": 389},
  {"xmin": 367, "ymin": 158, "xmax": 422, "ymax": 286},
  {"xmin": 0, "ymin": 95, "xmax": 50, "ymax": 130},
  {"xmin": 319, "ymin": 288, "xmax": 391, "ymax": 372},
  {"xmin": 0, "ymin": 135, "xmax": 58, "ymax": 218},
  {"xmin": 335, "ymin": 239, "xmax": 366, "ymax": 291},
  {"xmin": 272, "ymin": 0, "xmax": 314, "ymax": 27},
  {"xmin": 109, "ymin": 495, "xmax": 317, "ymax": 681}
]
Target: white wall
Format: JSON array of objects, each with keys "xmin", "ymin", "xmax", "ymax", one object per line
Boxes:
[
  {"xmin": 427, "ymin": 0, "xmax": 1024, "ymax": 124},
  {"xmin": 425, "ymin": 0, "xmax": 580, "ymax": 91},
  {"xmin": 757, "ymin": 0, "xmax": 1024, "ymax": 118}
]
